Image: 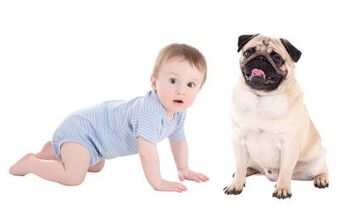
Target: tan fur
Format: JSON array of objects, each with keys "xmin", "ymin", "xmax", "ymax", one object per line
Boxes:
[{"xmin": 224, "ymin": 35, "xmax": 329, "ymax": 199}]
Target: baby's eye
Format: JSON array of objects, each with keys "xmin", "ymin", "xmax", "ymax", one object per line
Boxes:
[
  {"xmin": 169, "ymin": 78, "xmax": 178, "ymax": 85},
  {"xmin": 187, "ymin": 82, "xmax": 196, "ymax": 88}
]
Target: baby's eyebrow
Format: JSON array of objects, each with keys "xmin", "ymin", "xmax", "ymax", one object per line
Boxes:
[
  {"xmin": 168, "ymin": 72, "xmax": 201, "ymax": 83},
  {"xmin": 188, "ymin": 79, "xmax": 200, "ymax": 83},
  {"xmin": 169, "ymin": 72, "xmax": 179, "ymax": 77}
]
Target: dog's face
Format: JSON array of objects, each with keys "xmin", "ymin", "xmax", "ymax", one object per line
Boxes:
[{"xmin": 238, "ymin": 34, "xmax": 302, "ymax": 92}]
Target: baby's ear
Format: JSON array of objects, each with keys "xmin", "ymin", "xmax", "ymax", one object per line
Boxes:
[{"xmin": 151, "ymin": 75, "xmax": 157, "ymax": 90}]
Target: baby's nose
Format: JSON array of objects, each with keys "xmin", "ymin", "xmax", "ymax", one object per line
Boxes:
[{"xmin": 176, "ymin": 85, "xmax": 186, "ymax": 95}]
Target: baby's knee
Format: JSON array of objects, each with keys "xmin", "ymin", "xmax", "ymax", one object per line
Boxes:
[{"xmin": 60, "ymin": 174, "xmax": 86, "ymax": 186}]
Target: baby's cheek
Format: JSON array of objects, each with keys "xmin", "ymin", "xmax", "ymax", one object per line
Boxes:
[{"xmin": 186, "ymin": 96, "xmax": 196, "ymax": 106}]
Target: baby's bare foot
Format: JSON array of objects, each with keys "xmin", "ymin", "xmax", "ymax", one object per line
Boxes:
[{"xmin": 9, "ymin": 153, "xmax": 35, "ymax": 176}]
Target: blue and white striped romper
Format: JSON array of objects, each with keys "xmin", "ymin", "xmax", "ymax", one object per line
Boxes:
[{"xmin": 52, "ymin": 90, "xmax": 186, "ymax": 166}]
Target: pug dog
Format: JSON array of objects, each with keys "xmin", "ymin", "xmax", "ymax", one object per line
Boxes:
[{"xmin": 223, "ymin": 34, "xmax": 329, "ymax": 199}]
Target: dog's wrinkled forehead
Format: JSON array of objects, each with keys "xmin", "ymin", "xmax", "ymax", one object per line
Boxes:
[
  {"xmin": 238, "ymin": 34, "xmax": 302, "ymax": 63},
  {"xmin": 243, "ymin": 35, "xmax": 287, "ymax": 57}
]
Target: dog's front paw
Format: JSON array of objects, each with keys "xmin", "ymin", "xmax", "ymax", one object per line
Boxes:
[
  {"xmin": 314, "ymin": 173, "xmax": 329, "ymax": 188},
  {"xmin": 273, "ymin": 184, "xmax": 292, "ymax": 199},
  {"xmin": 223, "ymin": 181, "xmax": 245, "ymax": 195}
]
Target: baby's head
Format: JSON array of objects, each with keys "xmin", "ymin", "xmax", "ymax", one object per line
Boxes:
[
  {"xmin": 151, "ymin": 43, "xmax": 207, "ymax": 114},
  {"xmin": 152, "ymin": 43, "xmax": 207, "ymax": 87}
]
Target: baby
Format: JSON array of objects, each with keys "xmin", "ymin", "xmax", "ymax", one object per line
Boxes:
[{"xmin": 10, "ymin": 43, "xmax": 209, "ymax": 192}]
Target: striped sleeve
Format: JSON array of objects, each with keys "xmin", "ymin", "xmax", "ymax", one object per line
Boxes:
[
  {"xmin": 135, "ymin": 111, "xmax": 162, "ymax": 144},
  {"xmin": 168, "ymin": 112, "xmax": 186, "ymax": 142}
]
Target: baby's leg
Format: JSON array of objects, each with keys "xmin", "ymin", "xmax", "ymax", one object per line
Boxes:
[
  {"xmin": 35, "ymin": 141, "xmax": 57, "ymax": 160},
  {"xmin": 88, "ymin": 159, "xmax": 105, "ymax": 172},
  {"xmin": 35, "ymin": 141, "xmax": 105, "ymax": 173},
  {"xmin": 9, "ymin": 142, "xmax": 91, "ymax": 186}
]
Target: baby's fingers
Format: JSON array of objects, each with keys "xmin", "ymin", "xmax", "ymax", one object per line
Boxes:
[
  {"xmin": 174, "ymin": 182, "xmax": 187, "ymax": 192},
  {"xmin": 182, "ymin": 172, "xmax": 202, "ymax": 182},
  {"xmin": 187, "ymin": 172, "xmax": 209, "ymax": 182},
  {"xmin": 195, "ymin": 173, "xmax": 209, "ymax": 182},
  {"xmin": 159, "ymin": 181, "xmax": 187, "ymax": 192},
  {"xmin": 188, "ymin": 173, "xmax": 202, "ymax": 182}
]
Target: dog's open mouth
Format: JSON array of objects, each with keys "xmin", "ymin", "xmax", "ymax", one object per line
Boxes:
[
  {"xmin": 243, "ymin": 67, "xmax": 283, "ymax": 91},
  {"xmin": 246, "ymin": 67, "xmax": 282, "ymax": 83},
  {"xmin": 250, "ymin": 68, "xmax": 266, "ymax": 79}
]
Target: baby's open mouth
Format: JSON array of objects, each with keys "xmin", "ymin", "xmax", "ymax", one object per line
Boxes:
[{"xmin": 173, "ymin": 100, "xmax": 183, "ymax": 104}]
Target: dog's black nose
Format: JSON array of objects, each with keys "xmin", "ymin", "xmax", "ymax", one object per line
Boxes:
[{"xmin": 257, "ymin": 55, "xmax": 267, "ymax": 61}]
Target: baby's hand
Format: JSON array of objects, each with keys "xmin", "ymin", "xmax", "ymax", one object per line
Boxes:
[
  {"xmin": 178, "ymin": 168, "xmax": 209, "ymax": 183},
  {"xmin": 154, "ymin": 180, "xmax": 187, "ymax": 193}
]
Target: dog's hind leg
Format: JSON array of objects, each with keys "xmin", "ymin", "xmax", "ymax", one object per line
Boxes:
[{"xmin": 233, "ymin": 167, "xmax": 261, "ymax": 178}]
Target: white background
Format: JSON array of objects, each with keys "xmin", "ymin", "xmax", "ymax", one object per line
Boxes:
[{"xmin": 1, "ymin": 0, "xmax": 349, "ymax": 219}]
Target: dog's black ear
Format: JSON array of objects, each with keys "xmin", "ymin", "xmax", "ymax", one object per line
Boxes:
[
  {"xmin": 237, "ymin": 34, "xmax": 259, "ymax": 52},
  {"xmin": 280, "ymin": 38, "xmax": 302, "ymax": 63}
]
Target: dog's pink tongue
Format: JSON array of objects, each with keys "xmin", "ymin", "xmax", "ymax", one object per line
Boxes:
[{"xmin": 252, "ymin": 68, "xmax": 265, "ymax": 78}]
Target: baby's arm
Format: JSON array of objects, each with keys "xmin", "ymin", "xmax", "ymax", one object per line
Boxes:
[
  {"xmin": 138, "ymin": 137, "xmax": 187, "ymax": 192},
  {"xmin": 170, "ymin": 140, "xmax": 209, "ymax": 182}
]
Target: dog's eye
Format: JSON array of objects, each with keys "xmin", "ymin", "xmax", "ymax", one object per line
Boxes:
[
  {"xmin": 271, "ymin": 52, "xmax": 284, "ymax": 65},
  {"xmin": 243, "ymin": 48, "xmax": 255, "ymax": 58}
]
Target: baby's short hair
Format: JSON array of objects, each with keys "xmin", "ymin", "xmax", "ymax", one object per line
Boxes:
[{"xmin": 152, "ymin": 43, "xmax": 207, "ymax": 86}]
